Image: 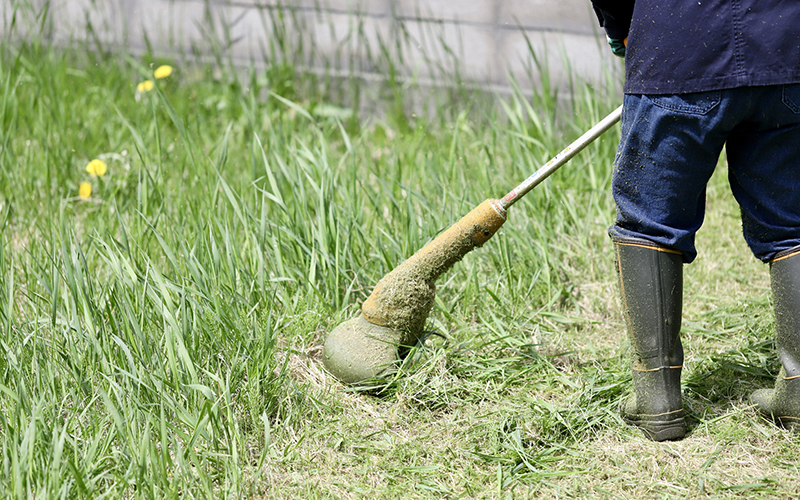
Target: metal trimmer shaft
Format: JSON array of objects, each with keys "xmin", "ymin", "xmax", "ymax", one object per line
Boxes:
[{"xmin": 499, "ymin": 105, "xmax": 623, "ymax": 210}]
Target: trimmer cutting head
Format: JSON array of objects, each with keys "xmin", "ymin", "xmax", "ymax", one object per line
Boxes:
[
  {"xmin": 322, "ymin": 314, "xmax": 404, "ymax": 384},
  {"xmin": 323, "ymin": 199, "xmax": 507, "ymax": 384}
]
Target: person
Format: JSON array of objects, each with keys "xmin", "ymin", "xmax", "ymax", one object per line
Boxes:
[{"xmin": 590, "ymin": 1, "xmax": 800, "ymax": 441}]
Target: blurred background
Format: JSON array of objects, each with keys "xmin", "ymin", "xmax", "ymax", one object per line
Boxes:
[{"xmin": 2, "ymin": 0, "xmax": 620, "ymax": 97}]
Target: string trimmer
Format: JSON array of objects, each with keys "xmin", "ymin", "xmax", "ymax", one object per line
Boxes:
[{"xmin": 323, "ymin": 105, "xmax": 623, "ymax": 384}]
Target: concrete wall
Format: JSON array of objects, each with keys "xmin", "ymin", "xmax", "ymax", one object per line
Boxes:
[{"xmin": 3, "ymin": 0, "xmax": 621, "ymax": 92}]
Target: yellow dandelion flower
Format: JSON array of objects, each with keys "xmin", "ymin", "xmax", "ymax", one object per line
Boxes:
[
  {"xmin": 86, "ymin": 159, "xmax": 108, "ymax": 177},
  {"xmin": 154, "ymin": 65, "xmax": 173, "ymax": 79},
  {"xmin": 79, "ymin": 182, "xmax": 92, "ymax": 200},
  {"xmin": 137, "ymin": 80, "xmax": 154, "ymax": 93}
]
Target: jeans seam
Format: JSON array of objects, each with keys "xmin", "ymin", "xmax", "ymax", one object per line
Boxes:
[{"xmin": 650, "ymin": 92, "xmax": 721, "ymax": 115}]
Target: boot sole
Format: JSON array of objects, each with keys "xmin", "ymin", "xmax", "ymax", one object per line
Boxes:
[
  {"xmin": 623, "ymin": 414, "xmax": 686, "ymax": 441},
  {"xmin": 751, "ymin": 390, "xmax": 800, "ymax": 432},
  {"xmin": 762, "ymin": 414, "xmax": 800, "ymax": 433}
]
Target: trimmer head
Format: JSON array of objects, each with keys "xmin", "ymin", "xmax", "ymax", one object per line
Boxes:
[
  {"xmin": 323, "ymin": 199, "xmax": 507, "ymax": 384},
  {"xmin": 322, "ymin": 314, "xmax": 404, "ymax": 384}
]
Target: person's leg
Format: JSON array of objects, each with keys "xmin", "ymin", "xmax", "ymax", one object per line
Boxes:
[
  {"xmin": 611, "ymin": 91, "xmax": 732, "ymax": 440},
  {"xmin": 615, "ymin": 238, "xmax": 685, "ymax": 441},
  {"xmin": 611, "ymin": 92, "xmax": 730, "ymax": 262},
  {"xmin": 751, "ymin": 247, "xmax": 800, "ymax": 431},
  {"xmin": 725, "ymin": 83, "xmax": 800, "ymax": 430},
  {"xmin": 725, "ymin": 84, "xmax": 800, "ymax": 261}
]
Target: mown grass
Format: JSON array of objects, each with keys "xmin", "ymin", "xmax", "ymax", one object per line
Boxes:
[{"xmin": 1, "ymin": 5, "xmax": 799, "ymax": 499}]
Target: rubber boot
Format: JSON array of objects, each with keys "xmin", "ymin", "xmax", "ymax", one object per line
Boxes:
[
  {"xmin": 751, "ymin": 246, "xmax": 800, "ymax": 432},
  {"xmin": 615, "ymin": 239, "xmax": 686, "ymax": 441}
]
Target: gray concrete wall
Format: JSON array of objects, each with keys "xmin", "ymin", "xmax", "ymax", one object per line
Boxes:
[{"xmin": 3, "ymin": 0, "xmax": 621, "ymax": 92}]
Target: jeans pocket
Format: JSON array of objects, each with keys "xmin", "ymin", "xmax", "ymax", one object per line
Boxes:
[
  {"xmin": 650, "ymin": 91, "xmax": 721, "ymax": 115},
  {"xmin": 782, "ymin": 84, "xmax": 800, "ymax": 114}
]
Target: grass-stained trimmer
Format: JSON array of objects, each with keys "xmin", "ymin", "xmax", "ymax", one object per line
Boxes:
[{"xmin": 323, "ymin": 105, "xmax": 623, "ymax": 385}]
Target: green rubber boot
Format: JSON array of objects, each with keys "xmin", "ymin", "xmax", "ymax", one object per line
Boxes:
[
  {"xmin": 615, "ymin": 239, "xmax": 686, "ymax": 441},
  {"xmin": 751, "ymin": 247, "xmax": 800, "ymax": 432}
]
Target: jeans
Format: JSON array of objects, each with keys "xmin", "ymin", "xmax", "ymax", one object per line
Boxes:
[{"xmin": 610, "ymin": 84, "xmax": 800, "ymax": 263}]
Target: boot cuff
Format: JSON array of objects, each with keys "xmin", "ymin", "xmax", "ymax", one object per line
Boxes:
[
  {"xmin": 612, "ymin": 235, "xmax": 683, "ymax": 256},
  {"xmin": 771, "ymin": 244, "xmax": 800, "ymax": 263}
]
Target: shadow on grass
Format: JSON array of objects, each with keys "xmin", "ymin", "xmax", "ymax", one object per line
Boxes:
[{"xmin": 683, "ymin": 338, "xmax": 779, "ymax": 431}]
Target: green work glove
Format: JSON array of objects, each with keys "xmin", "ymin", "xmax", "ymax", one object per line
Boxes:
[{"xmin": 607, "ymin": 37, "xmax": 627, "ymax": 58}]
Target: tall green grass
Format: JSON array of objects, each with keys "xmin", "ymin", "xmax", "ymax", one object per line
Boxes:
[{"xmin": 0, "ymin": 1, "xmax": 796, "ymax": 498}]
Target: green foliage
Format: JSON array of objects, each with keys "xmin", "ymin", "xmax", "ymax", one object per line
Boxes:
[{"xmin": 0, "ymin": 5, "xmax": 796, "ymax": 498}]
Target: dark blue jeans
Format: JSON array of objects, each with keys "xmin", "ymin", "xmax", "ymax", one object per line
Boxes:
[{"xmin": 610, "ymin": 84, "xmax": 800, "ymax": 263}]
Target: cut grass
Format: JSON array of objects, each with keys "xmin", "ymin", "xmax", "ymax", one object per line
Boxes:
[{"xmin": 1, "ymin": 12, "xmax": 799, "ymax": 499}]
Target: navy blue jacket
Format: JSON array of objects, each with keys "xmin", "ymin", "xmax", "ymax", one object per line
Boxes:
[{"xmin": 592, "ymin": 1, "xmax": 800, "ymax": 94}]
